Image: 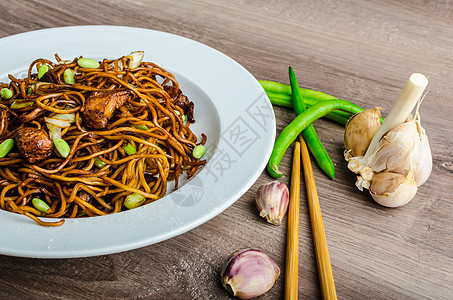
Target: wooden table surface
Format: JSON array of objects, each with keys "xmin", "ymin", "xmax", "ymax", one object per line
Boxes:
[{"xmin": 1, "ymin": 1, "xmax": 452, "ymax": 299}]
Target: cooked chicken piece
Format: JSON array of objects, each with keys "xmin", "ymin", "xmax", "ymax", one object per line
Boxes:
[
  {"xmin": 164, "ymin": 85, "xmax": 195, "ymax": 123},
  {"xmin": 83, "ymin": 90, "xmax": 130, "ymax": 129},
  {"xmin": 14, "ymin": 127, "xmax": 53, "ymax": 163},
  {"xmin": 173, "ymin": 94, "xmax": 194, "ymax": 123}
]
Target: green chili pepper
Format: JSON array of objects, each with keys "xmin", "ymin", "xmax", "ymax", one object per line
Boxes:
[
  {"xmin": 32, "ymin": 198, "xmax": 50, "ymax": 214},
  {"xmin": 289, "ymin": 67, "xmax": 334, "ymax": 179},
  {"xmin": 267, "ymin": 99, "xmax": 361, "ymax": 178},
  {"xmin": 259, "ymin": 79, "xmax": 340, "ymax": 101},
  {"xmin": 0, "ymin": 139, "xmax": 14, "ymax": 158},
  {"xmin": 124, "ymin": 193, "xmax": 146, "ymax": 209},
  {"xmin": 266, "ymin": 92, "xmax": 351, "ymax": 126},
  {"xmin": 122, "ymin": 143, "xmax": 136, "ymax": 155},
  {"xmin": 260, "ymin": 80, "xmax": 384, "ymax": 123}
]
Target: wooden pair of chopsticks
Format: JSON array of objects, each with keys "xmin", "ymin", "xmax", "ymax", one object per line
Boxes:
[{"xmin": 284, "ymin": 136, "xmax": 337, "ymax": 300}]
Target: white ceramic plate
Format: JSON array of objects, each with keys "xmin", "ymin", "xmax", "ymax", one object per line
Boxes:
[{"xmin": 0, "ymin": 26, "xmax": 275, "ymax": 258}]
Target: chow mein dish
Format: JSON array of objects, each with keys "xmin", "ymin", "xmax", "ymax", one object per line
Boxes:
[{"xmin": 0, "ymin": 51, "xmax": 207, "ymax": 226}]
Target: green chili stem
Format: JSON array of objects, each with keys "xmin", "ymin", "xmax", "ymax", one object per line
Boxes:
[
  {"xmin": 267, "ymin": 99, "xmax": 360, "ymax": 178},
  {"xmin": 289, "ymin": 67, "xmax": 334, "ymax": 179}
]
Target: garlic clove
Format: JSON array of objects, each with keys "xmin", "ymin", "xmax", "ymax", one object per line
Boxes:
[
  {"xmin": 411, "ymin": 115, "xmax": 432, "ymax": 186},
  {"xmin": 220, "ymin": 249, "xmax": 280, "ymax": 299},
  {"xmin": 369, "ymin": 169, "xmax": 418, "ymax": 207},
  {"xmin": 255, "ymin": 181, "xmax": 289, "ymax": 226},
  {"xmin": 344, "ymin": 107, "xmax": 381, "ymax": 159}
]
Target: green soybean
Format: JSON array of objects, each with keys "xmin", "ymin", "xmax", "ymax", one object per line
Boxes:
[
  {"xmin": 77, "ymin": 58, "xmax": 100, "ymax": 69},
  {"xmin": 63, "ymin": 68, "xmax": 75, "ymax": 84},
  {"xmin": 193, "ymin": 145, "xmax": 205, "ymax": 159},
  {"xmin": 124, "ymin": 193, "xmax": 146, "ymax": 209},
  {"xmin": 0, "ymin": 139, "xmax": 14, "ymax": 158},
  {"xmin": 94, "ymin": 157, "xmax": 107, "ymax": 168},
  {"xmin": 38, "ymin": 64, "xmax": 50, "ymax": 79},
  {"xmin": 289, "ymin": 66, "xmax": 334, "ymax": 179},
  {"xmin": 122, "ymin": 143, "xmax": 137, "ymax": 155},
  {"xmin": 32, "ymin": 198, "xmax": 50, "ymax": 214},
  {"xmin": 0, "ymin": 88, "xmax": 13, "ymax": 99},
  {"xmin": 53, "ymin": 138, "xmax": 71, "ymax": 158}
]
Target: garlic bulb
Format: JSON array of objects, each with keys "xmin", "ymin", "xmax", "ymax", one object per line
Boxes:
[
  {"xmin": 220, "ymin": 249, "xmax": 280, "ymax": 299},
  {"xmin": 255, "ymin": 181, "xmax": 289, "ymax": 225},
  {"xmin": 344, "ymin": 73, "xmax": 432, "ymax": 207}
]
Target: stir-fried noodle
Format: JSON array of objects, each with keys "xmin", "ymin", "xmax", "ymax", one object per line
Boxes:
[{"xmin": 0, "ymin": 52, "xmax": 206, "ymax": 226}]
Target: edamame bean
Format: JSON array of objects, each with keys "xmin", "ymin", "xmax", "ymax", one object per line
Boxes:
[
  {"xmin": 193, "ymin": 145, "xmax": 205, "ymax": 159},
  {"xmin": 122, "ymin": 143, "xmax": 136, "ymax": 155},
  {"xmin": 63, "ymin": 68, "xmax": 75, "ymax": 84},
  {"xmin": 0, "ymin": 88, "xmax": 13, "ymax": 99},
  {"xmin": 77, "ymin": 58, "xmax": 100, "ymax": 69},
  {"xmin": 38, "ymin": 64, "xmax": 50, "ymax": 79},
  {"xmin": 32, "ymin": 198, "xmax": 50, "ymax": 214},
  {"xmin": 53, "ymin": 138, "xmax": 71, "ymax": 158},
  {"xmin": 124, "ymin": 193, "xmax": 146, "ymax": 209},
  {"xmin": 0, "ymin": 139, "xmax": 14, "ymax": 158}
]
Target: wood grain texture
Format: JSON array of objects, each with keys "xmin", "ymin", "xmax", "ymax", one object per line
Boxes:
[{"xmin": 0, "ymin": 0, "xmax": 452, "ymax": 299}]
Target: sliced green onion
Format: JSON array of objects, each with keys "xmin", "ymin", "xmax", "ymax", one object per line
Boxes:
[
  {"xmin": 182, "ymin": 115, "xmax": 187, "ymax": 122},
  {"xmin": 94, "ymin": 157, "xmax": 107, "ymax": 168},
  {"xmin": 47, "ymin": 123, "xmax": 62, "ymax": 140},
  {"xmin": 77, "ymin": 58, "xmax": 100, "ymax": 69},
  {"xmin": 53, "ymin": 138, "xmax": 71, "ymax": 158},
  {"xmin": 38, "ymin": 65, "xmax": 50, "ymax": 79},
  {"xmin": 124, "ymin": 193, "xmax": 146, "ymax": 209},
  {"xmin": 53, "ymin": 112, "xmax": 76, "ymax": 123},
  {"xmin": 0, "ymin": 88, "xmax": 13, "ymax": 99},
  {"xmin": 174, "ymin": 109, "xmax": 181, "ymax": 116},
  {"xmin": 193, "ymin": 145, "xmax": 206, "ymax": 159},
  {"xmin": 122, "ymin": 143, "xmax": 136, "ymax": 155},
  {"xmin": 32, "ymin": 198, "xmax": 50, "ymax": 214},
  {"xmin": 134, "ymin": 124, "xmax": 149, "ymax": 130},
  {"xmin": 27, "ymin": 87, "xmax": 33, "ymax": 95},
  {"xmin": 0, "ymin": 139, "xmax": 14, "ymax": 158},
  {"xmin": 10, "ymin": 101, "xmax": 34, "ymax": 109},
  {"xmin": 63, "ymin": 68, "xmax": 75, "ymax": 84}
]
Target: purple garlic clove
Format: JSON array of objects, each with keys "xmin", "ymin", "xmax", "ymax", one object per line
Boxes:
[
  {"xmin": 255, "ymin": 181, "xmax": 289, "ymax": 226},
  {"xmin": 220, "ymin": 248, "xmax": 280, "ymax": 299}
]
